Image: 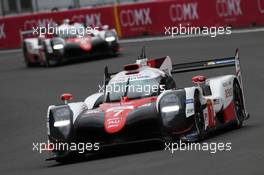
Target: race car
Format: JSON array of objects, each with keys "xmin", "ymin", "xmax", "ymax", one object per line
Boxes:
[
  {"xmin": 21, "ymin": 20, "xmax": 119, "ymax": 67},
  {"xmin": 46, "ymin": 48, "xmax": 249, "ymax": 162}
]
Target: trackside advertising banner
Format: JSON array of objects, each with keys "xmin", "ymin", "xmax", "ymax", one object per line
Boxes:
[
  {"xmin": 0, "ymin": 6, "xmax": 115, "ymax": 49},
  {"xmin": 0, "ymin": 0, "xmax": 264, "ymax": 49}
]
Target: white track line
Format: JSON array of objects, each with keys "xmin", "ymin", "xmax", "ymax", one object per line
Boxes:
[{"xmin": 1, "ymin": 27, "xmax": 264, "ymax": 54}]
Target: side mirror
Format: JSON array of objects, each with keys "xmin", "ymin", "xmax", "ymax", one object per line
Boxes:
[
  {"xmin": 61, "ymin": 93, "xmax": 73, "ymax": 104},
  {"xmin": 102, "ymin": 25, "xmax": 109, "ymax": 30},
  {"xmin": 192, "ymin": 75, "xmax": 206, "ymax": 86}
]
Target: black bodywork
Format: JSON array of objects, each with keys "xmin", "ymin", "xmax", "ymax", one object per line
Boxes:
[
  {"xmin": 47, "ymin": 37, "xmax": 119, "ymax": 62},
  {"xmin": 47, "ymin": 89, "xmax": 196, "ymax": 161}
]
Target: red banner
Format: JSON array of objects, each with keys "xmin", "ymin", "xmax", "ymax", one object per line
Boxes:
[
  {"xmin": 0, "ymin": 0, "xmax": 264, "ymax": 49},
  {"xmin": 0, "ymin": 6, "xmax": 115, "ymax": 49}
]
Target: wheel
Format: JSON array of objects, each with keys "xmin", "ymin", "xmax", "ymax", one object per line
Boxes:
[
  {"xmin": 22, "ymin": 42, "xmax": 34, "ymax": 67},
  {"xmin": 109, "ymin": 42, "xmax": 119, "ymax": 57},
  {"xmin": 233, "ymin": 81, "xmax": 245, "ymax": 128},
  {"xmin": 193, "ymin": 91, "xmax": 206, "ymax": 140},
  {"xmin": 42, "ymin": 43, "xmax": 59, "ymax": 67}
]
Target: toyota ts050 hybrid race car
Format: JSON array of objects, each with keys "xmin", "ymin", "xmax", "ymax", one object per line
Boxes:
[
  {"xmin": 21, "ymin": 20, "xmax": 119, "ymax": 67},
  {"xmin": 46, "ymin": 48, "xmax": 249, "ymax": 162}
]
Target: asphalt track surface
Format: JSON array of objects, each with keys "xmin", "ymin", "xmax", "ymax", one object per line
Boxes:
[{"xmin": 0, "ymin": 31, "xmax": 264, "ymax": 175}]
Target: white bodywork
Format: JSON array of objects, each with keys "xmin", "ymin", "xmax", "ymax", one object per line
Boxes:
[
  {"xmin": 46, "ymin": 50, "xmax": 247, "ymax": 135},
  {"xmin": 84, "ymin": 92, "xmax": 104, "ymax": 110},
  {"xmin": 24, "ymin": 38, "xmax": 40, "ymax": 55},
  {"xmin": 21, "ymin": 24, "xmax": 118, "ymax": 58}
]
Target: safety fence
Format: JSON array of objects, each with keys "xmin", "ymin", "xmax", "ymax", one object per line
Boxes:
[{"xmin": 0, "ymin": 0, "xmax": 264, "ymax": 49}]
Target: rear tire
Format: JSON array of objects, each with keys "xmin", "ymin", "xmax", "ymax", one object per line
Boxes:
[
  {"xmin": 233, "ymin": 81, "xmax": 245, "ymax": 128},
  {"xmin": 194, "ymin": 91, "xmax": 205, "ymax": 140}
]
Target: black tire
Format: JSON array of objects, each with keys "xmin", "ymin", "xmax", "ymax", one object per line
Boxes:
[
  {"xmin": 109, "ymin": 42, "xmax": 120, "ymax": 57},
  {"xmin": 43, "ymin": 43, "xmax": 59, "ymax": 67},
  {"xmin": 22, "ymin": 42, "xmax": 34, "ymax": 67},
  {"xmin": 233, "ymin": 81, "xmax": 245, "ymax": 128},
  {"xmin": 194, "ymin": 91, "xmax": 206, "ymax": 140}
]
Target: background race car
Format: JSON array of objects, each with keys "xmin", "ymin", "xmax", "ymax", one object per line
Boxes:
[{"xmin": 21, "ymin": 20, "xmax": 119, "ymax": 67}]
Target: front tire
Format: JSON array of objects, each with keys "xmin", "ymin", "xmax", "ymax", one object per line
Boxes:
[
  {"xmin": 23, "ymin": 42, "xmax": 34, "ymax": 67},
  {"xmin": 42, "ymin": 43, "xmax": 60, "ymax": 67}
]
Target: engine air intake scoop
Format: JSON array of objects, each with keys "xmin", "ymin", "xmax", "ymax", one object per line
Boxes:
[
  {"xmin": 192, "ymin": 75, "xmax": 207, "ymax": 84},
  {"xmin": 124, "ymin": 64, "xmax": 140, "ymax": 71}
]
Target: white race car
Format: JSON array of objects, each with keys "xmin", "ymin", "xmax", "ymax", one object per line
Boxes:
[
  {"xmin": 21, "ymin": 22, "xmax": 119, "ymax": 67},
  {"xmin": 46, "ymin": 48, "xmax": 249, "ymax": 162}
]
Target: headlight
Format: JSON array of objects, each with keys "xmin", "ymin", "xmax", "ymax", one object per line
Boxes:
[
  {"xmin": 105, "ymin": 36, "xmax": 116, "ymax": 42},
  {"xmin": 53, "ymin": 44, "xmax": 64, "ymax": 50},
  {"xmin": 160, "ymin": 93, "xmax": 181, "ymax": 116},
  {"xmin": 49, "ymin": 106, "xmax": 72, "ymax": 141},
  {"xmin": 161, "ymin": 105, "xmax": 180, "ymax": 113},
  {"xmin": 53, "ymin": 107, "xmax": 70, "ymax": 127},
  {"xmin": 54, "ymin": 120, "xmax": 70, "ymax": 127}
]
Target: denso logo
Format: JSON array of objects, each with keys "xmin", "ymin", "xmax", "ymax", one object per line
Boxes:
[
  {"xmin": 216, "ymin": 0, "xmax": 242, "ymax": 17},
  {"xmin": 169, "ymin": 3, "xmax": 199, "ymax": 22},
  {"xmin": 72, "ymin": 13, "xmax": 102, "ymax": 27},
  {"xmin": 258, "ymin": 0, "xmax": 264, "ymax": 14},
  {"xmin": 23, "ymin": 18, "xmax": 54, "ymax": 30},
  {"xmin": 120, "ymin": 8, "xmax": 152, "ymax": 27},
  {"xmin": 0, "ymin": 23, "xmax": 6, "ymax": 39}
]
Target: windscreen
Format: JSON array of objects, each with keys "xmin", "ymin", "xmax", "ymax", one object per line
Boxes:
[{"xmin": 106, "ymin": 77, "xmax": 162, "ymax": 102}]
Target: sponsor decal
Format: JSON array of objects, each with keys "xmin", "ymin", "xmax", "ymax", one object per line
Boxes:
[
  {"xmin": 223, "ymin": 81, "xmax": 232, "ymax": 87},
  {"xmin": 72, "ymin": 13, "xmax": 102, "ymax": 27},
  {"xmin": 216, "ymin": 0, "xmax": 242, "ymax": 17},
  {"xmin": 225, "ymin": 88, "xmax": 233, "ymax": 98},
  {"xmin": 106, "ymin": 117, "xmax": 121, "ymax": 128},
  {"xmin": 185, "ymin": 99, "xmax": 194, "ymax": 104},
  {"xmin": 0, "ymin": 23, "xmax": 6, "ymax": 39},
  {"xmin": 106, "ymin": 106, "xmax": 134, "ymax": 112},
  {"xmin": 258, "ymin": 0, "xmax": 264, "ymax": 14},
  {"xmin": 86, "ymin": 110, "xmax": 100, "ymax": 114},
  {"xmin": 120, "ymin": 8, "xmax": 152, "ymax": 27},
  {"xmin": 24, "ymin": 18, "xmax": 55, "ymax": 30},
  {"xmin": 169, "ymin": 2, "xmax": 199, "ymax": 22},
  {"xmin": 213, "ymin": 99, "xmax": 221, "ymax": 105},
  {"xmin": 215, "ymin": 59, "xmax": 235, "ymax": 64},
  {"xmin": 207, "ymin": 99, "xmax": 216, "ymax": 127}
]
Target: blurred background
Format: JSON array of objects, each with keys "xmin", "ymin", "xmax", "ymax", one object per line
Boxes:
[{"xmin": 0, "ymin": 0, "xmax": 150, "ymax": 16}]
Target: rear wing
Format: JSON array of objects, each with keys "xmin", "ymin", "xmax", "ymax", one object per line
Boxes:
[
  {"xmin": 171, "ymin": 53, "xmax": 238, "ymax": 74},
  {"xmin": 171, "ymin": 49, "xmax": 243, "ymax": 93},
  {"xmin": 171, "ymin": 49, "xmax": 248, "ymax": 119}
]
